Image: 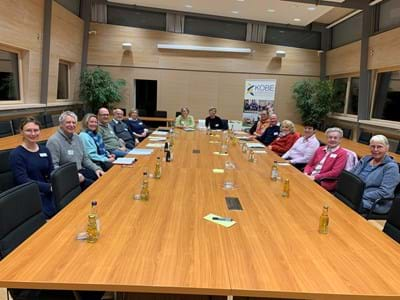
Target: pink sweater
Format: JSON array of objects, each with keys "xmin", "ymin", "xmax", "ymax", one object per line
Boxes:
[{"xmin": 304, "ymin": 146, "xmax": 348, "ymax": 191}]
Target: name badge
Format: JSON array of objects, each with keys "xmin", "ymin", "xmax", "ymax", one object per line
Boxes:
[
  {"xmin": 274, "ymin": 132, "xmax": 279, "ymax": 136},
  {"xmin": 39, "ymin": 153, "xmax": 48, "ymax": 158},
  {"xmin": 329, "ymin": 153, "xmax": 337, "ymax": 158},
  {"xmin": 139, "ymin": 122, "xmax": 143, "ymax": 125},
  {"xmin": 215, "ymin": 124, "xmax": 219, "ymax": 127},
  {"xmin": 124, "ymin": 128, "xmax": 128, "ymax": 131},
  {"xmin": 67, "ymin": 150, "xmax": 74, "ymax": 155}
]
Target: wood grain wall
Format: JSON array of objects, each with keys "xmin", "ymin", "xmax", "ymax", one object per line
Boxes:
[
  {"xmin": 48, "ymin": 1, "xmax": 84, "ymax": 104},
  {"xmin": 0, "ymin": 0, "xmax": 43, "ymax": 104},
  {"xmin": 87, "ymin": 23, "xmax": 320, "ymax": 122}
]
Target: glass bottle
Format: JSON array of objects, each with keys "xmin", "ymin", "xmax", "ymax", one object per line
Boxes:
[
  {"xmin": 169, "ymin": 145, "xmax": 174, "ymax": 161},
  {"xmin": 165, "ymin": 148, "xmax": 171, "ymax": 162},
  {"xmin": 223, "ymin": 160, "xmax": 236, "ymax": 190},
  {"xmin": 90, "ymin": 200, "xmax": 100, "ymax": 233},
  {"xmin": 87, "ymin": 214, "xmax": 98, "ymax": 243},
  {"xmin": 282, "ymin": 179, "xmax": 290, "ymax": 197},
  {"xmin": 206, "ymin": 125, "xmax": 211, "ymax": 135},
  {"xmin": 154, "ymin": 157, "xmax": 162, "ymax": 179},
  {"xmin": 248, "ymin": 150, "xmax": 255, "ymax": 162},
  {"xmin": 241, "ymin": 142, "xmax": 248, "ymax": 153},
  {"xmin": 271, "ymin": 161, "xmax": 279, "ymax": 181},
  {"xmin": 140, "ymin": 172, "xmax": 150, "ymax": 201},
  {"xmin": 319, "ymin": 204, "xmax": 329, "ymax": 234},
  {"xmin": 164, "ymin": 141, "xmax": 169, "ymax": 153}
]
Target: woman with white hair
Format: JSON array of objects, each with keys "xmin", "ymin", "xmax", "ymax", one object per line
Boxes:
[
  {"xmin": 267, "ymin": 120, "xmax": 299, "ymax": 156},
  {"xmin": 352, "ymin": 134, "xmax": 400, "ymax": 214},
  {"xmin": 304, "ymin": 127, "xmax": 348, "ymax": 191}
]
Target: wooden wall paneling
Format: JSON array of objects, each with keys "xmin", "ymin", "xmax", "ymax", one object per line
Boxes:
[
  {"xmin": 48, "ymin": 2, "xmax": 84, "ymax": 103},
  {"xmin": 0, "ymin": 0, "xmax": 43, "ymax": 104},
  {"xmin": 326, "ymin": 41, "xmax": 361, "ymax": 76},
  {"xmin": 369, "ymin": 27, "xmax": 400, "ymax": 70}
]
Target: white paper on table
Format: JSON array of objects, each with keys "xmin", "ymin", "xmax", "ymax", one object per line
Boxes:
[
  {"xmin": 113, "ymin": 157, "xmax": 136, "ymax": 165},
  {"xmin": 146, "ymin": 143, "xmax": 165, "ymax": 148},
  {"xmin": 151, "ymin": 131, "xmax": 168, "ymax": 136},
  {"xmin": 246, "ymin": 142, "xmax": 265, "ymax": 148},
  {"xmin": 128, "ymin": 148, "xmax": 154, "ymax": 155},
  {"xmin": 149, "ymin": 136, "xmax": 167, "ymax": 142}
]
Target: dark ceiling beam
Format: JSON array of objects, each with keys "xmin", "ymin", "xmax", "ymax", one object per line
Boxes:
[{"xmin": 280, "ymin": 0, "xmax": 369, "ymax": 10}]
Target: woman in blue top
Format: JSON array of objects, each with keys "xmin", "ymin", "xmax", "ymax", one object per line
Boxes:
[
  {"xmin": 352, "ymin": 135, "xmax": 400, "ymax": 214},
  {"xmin": 79, "ymin": 113, "xmax": 115, "ymax": 171},
  {"xmin": 9, "ymin": 117, "xmax": 57, "ymax": 218}
]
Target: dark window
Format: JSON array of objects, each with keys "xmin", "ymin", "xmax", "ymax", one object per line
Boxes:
[
  {"xmin": 265, "ymin": 27, "xmax": 321, "ymax": 50},
  {"xmin": 107, "ymin": 5, "xmax": 166, "ymax": 31},
  {"xmin": 184, "ymin": 16, "xmax": 246, "ymax": 41},
  {"xmin": 347, "ymin": 77, "xmax": 359, "ymax": 115},
  {"xmin": 0, "ymin": 49, "xmax": 20, "ymax": 101},
  {"xmin": 332, "ymin": 12, "xmax": 362, "ymax": 48},
  {"xmin": 379, "ymin": 0, "xmax": 400, "ymax": 31},
  {"xmin": 332, "ymin": 78, "xmax": 347, "ymax": 113},
  {"xmin": 57, "ymin": 62, "xmax": 69, "ymax": 99},
  {"xmin": 372, "ymin": 71, "xmax": 400, "ymax": 122},
  {"xmin": 55, "ymin": 0, "xmax": 80, "ymax": 16}
]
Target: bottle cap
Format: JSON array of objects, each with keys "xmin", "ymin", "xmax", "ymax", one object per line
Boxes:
[{"xmin": 91, "ymin": 200, "xmax": 97, "ymax": 206}]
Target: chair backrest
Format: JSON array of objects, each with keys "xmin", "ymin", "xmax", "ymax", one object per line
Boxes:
[
  {"xmin": 333, "ymin": 170, "xmax": 365, "ymax": 212},
  {"xmin": 0, "ymin": 150, "xmax": 15, "ymax": 193},
  {"xmin": 137, "ymin": 108, "xmax": 147, "ymax": 117},
  {"xmin": 342, "ymin": 128, "xmax": 352, "ymax": 139},
  {"xmin": 396, "ymin": 141, "xmax": 400, "ymax": 154},
  {"xmin": 154, "ymin": 110, "xmax": 167, "ymax": 118},
  {"xmin": 51, "ymin": 162, "xmax": 81, "ymax": 211},
  {"xmin": 0, "ymin": 120, "xmax": 13, "ymax": 138},
  {"xmin": 221, "ymin": 119, "xmax": 229, "ymax": 130},
  {"xmin": 11, "ymin": 118, "xmax": 22, "ymax": 134},
  {"xmin": 344, "ymin": 149, "xmax": 359, "ymax": 171},
  {"xmin": 383, "ymin": 197, "xmax": 400, "ymax": 243},
  {"xmin": 358, "ymin": 131, "xmax": 372, "ymax": 145},
  {"xmin": 175, "ymin": 111, "xmax": 181, "ymax": 117},
  {"xmin": 0, "ymin": 182, "xmax": 45, "ymax": 259}
]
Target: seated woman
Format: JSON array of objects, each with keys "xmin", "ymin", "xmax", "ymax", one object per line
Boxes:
[
  {"xmin": 9, "ymin": 117, "xmax": 57, "ymax": 218},
  {"xmin": 175, "ymin": 107, "xmax": 195, "ymax": 129},
  {"xmin": 304, "ymin": 127, "xmax": 347, "ymax": 192},
  {"xmin": 281, "ymin": 122, "xmax": 320, "ymax": 170},
  {"xmin": 267, "ymin": 120, "xmax": 300, "ymax": 156},
  {"xmin": 249, "ymin": 110, "xmax": 269, "ymax": 137},
  {"xmin": 351, "ymin": 135, "xmax": 400, "ymax": 214},
  {"xmin": 79, "ymin": 113, "xmax": 115, "ymax": 171},
  {"xmin": 125, "ymin": 109, "xmax": 148, "ymax": 142}
]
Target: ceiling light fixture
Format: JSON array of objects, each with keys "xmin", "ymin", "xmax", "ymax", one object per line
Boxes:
[
  {"xmin": 185, "ymin": 4, "xmax": 192, "ymax": 8},
  {"xmin": 122, "ymin": 42, "xmax": 132, "ymax": 50},
  {"xmin": 275, "ymin": 50, "xmax": 286, "ymax": 58},
  {"xmin": 307, "ymin": 6, "xmax": 316, "ymax": 11},
  {"xmin": 267, "ymin": 9, "xmax": 275, "ymax": 13},
  {"xmin": 293, "ymin": 18, "xmax": 301, "ymax": 22},
  {"xmin": 232, "ymin": 10, "xmax": 239, "ymax": 14},
  {"xmin": 157, "ymin": 44, "xmax": 252, "ymax": 54}
]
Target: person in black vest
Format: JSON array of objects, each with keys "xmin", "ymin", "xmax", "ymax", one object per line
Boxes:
[
  {"xmin": 256, "ymin": 113, "xmax": 280, "ymax": 146},
  {"xmin": 111, "ymin": 108, "xmax": 136, "ymax": 149},
  {"xmin": 205, "ymin": 107, "xmax": 224, "ymax": 130}
]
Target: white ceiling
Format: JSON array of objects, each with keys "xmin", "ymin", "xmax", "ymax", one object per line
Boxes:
[{"xmin": 108, "ymin": 0, "xmax": 351, "ymax": 26}]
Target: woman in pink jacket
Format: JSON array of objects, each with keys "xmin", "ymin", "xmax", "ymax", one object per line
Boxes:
[{"xmin": 304, "ymin": 127, "xmax": 347, "ymax": 191}]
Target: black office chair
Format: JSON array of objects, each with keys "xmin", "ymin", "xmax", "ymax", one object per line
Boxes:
[
  {"xmin": 383, "ymin": 197, "xmax": 400, "ymax": 243},
  {"xmin": 51, "ymin": 162, "xmax": 81, "ymax": 212},
  {"xmin": 333, "ymin": 170, "xmax": 365, "ymax": 212},
  {"xmin": 221, "ymin": 119, "xmax": 229, "ymax": 130},
  {"xmin": 365, "ymin": 181, "xmax": 400, "ymax": 220},
  {"xmin": 137, "ymin": 108, "xmax": 147, "ymax": 117},
  {"xmin": 358, "ymin": 131, "xmax": 372, "ymax": 145},
  {"xmin": 37, "ymin": 114, "xmax": 53, "ymax": 128},
  {"xmin": 154, "ymin": 110, "xmax": 167, "ymax": 118},
  {"xmin": 396, "ymin": 142, "xmax": 400, "ymax": 155},
  {"xmin": 342, "ymin": 128, "xmax": 352, "ymax": 139},
  {"xmin": 0, "ymin": 120, "xmax": 13, "ymax": 138},
  {"xmin": 175, "ymin": 111, "xmax": 181, "ymax": 117},
  {"xmin": 0, "ymin": 150, "xmax": 15, "ymax": 193},
  {"xmin": 11, "ymin": 118, "xmax": 22, "ymax": 134}
]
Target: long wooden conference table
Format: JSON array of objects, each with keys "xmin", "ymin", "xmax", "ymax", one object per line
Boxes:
[{"xmin": 1, "ymin": 129, "xmax": 400, "ymax": 299}]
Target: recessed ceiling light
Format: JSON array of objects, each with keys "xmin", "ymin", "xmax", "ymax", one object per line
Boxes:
[
  {"xmin": 236, "ymin": 0, "xmax": 245, "ymax": 2},
  {"xmin": 267, "ymin": 9, "xmax": 275, "ymax": 13},
  {"xmin": 232, "ymin": 10, "xmax": 239, "ymax": 14},
  {"xmin": 293, "ymin": 18, "xmax": 301, "ymax": 22},
  {"xmin": 185, "ymin": 4, "xmax": 192, "ymax": 8},
  {"xmin": 307, "ymin": 6, "xmax": 316, "ymax": 11}
]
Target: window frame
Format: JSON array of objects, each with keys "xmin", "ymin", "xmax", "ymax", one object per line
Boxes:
[
  {"xmin": 330, "ymin": 73, "xmax": 360, "ymax": 118},
  {"xmin": 370, "ymin": 67, "xmax": 400, "ymax": 124},
  {"xmin": 0, "ymin": 44, "xmax": 24, "ymax": 104},
  {"xmin": 56, "ymin": 60, "xmax": 71, "ymax": 101}
]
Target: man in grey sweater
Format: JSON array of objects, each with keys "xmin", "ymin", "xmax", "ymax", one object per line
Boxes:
[{"xmin": 47, "ymin": 111, "xmax": 104, "ymax": 190}]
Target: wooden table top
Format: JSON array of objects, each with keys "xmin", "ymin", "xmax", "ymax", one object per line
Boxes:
[
  {"xmin": 1, "ymin": 130, "xmax": 400, "ymax": 299},
  {"xmin": 296, "ymin": 124, "xmax": 400, "ymax": 163}
]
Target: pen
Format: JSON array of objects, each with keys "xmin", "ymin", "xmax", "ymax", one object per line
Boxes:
[{"xmin": 212, "ymin": 217, "xmax": 233, "ymax": 222}]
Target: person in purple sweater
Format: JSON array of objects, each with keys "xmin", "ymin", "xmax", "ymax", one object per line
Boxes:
[{"xmin": 9, "ymin": 117, "xmax": 57, "ymax": 218}]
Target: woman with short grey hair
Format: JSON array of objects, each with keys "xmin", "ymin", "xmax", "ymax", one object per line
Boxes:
[{"xmin": 352, "ymin": 134, "xmax": 400, "ymax": 214}]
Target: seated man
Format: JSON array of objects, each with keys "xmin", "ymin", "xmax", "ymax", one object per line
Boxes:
[
  {"xmin": 205, "ymin": 107, "xmax": 224, "ymax": 130},
  {"xmin": 249, "ymin": 110, "xmax": 269, "ymax": 137},
  {"xmin": 256, "ymin": 113, "xmax": 280, "ymax": 146},
  {"xmin": 282, "ymin": 122, "xmax": 320, "ymax": 170},
  {"xmin": 97, "ymin": 107, "xmax": 129, "ymax": 157},
  {"xmin": 46, "ymin": 111, "xmax": 104, "ymax": 190},
  {"xmin": 125, "ymin": 109, "xmax": 148, "ymax": 141},
  {"xmin": 111, "ymin": 108, "xmax": 136, "ymax": 149},
  {"xmin": 304, "ymin": 127, "xmax": 347, "ymax": 192}
]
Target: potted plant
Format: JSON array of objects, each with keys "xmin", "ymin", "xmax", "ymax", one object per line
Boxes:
[
  {"xmin": 80, "ymin": 67, "xmax": 126, "ymax": 112},
  {"xmin": 293, "ymin": 79, "xmax": 336, "ymax": 126}
]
